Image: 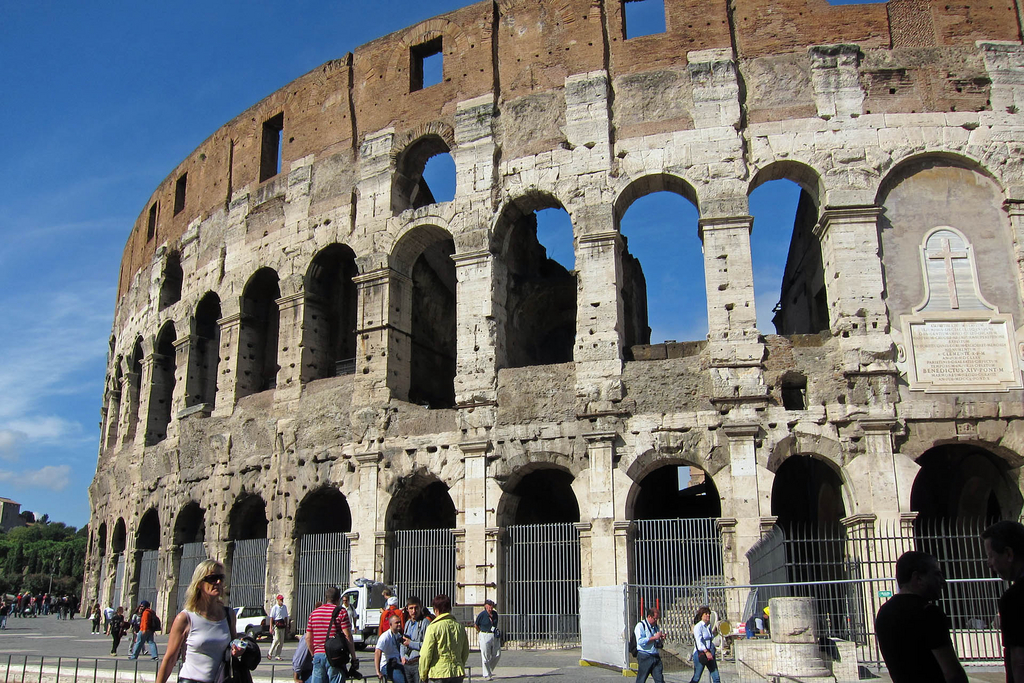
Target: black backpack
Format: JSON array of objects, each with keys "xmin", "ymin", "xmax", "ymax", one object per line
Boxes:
[
  {"xmin": 628, "ymin": 623, "xmax": 638, "ymax": 657},
  {"xmin": 324, "ymin": 605, "xmax": 351, "ymax": 669}
]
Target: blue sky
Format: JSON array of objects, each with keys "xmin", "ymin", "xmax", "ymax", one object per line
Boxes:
[{"xmin": 2, "ymin": 0, "xmax": 800, "ymax": 528}]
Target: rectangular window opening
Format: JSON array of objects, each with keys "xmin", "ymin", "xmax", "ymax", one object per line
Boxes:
[
  {"xmin": 174, "ymin": 173, "xmax": 187, "ymax": 215},
  {"xmin": 259, "ymin": 113, "xmax": 284, "ymax": 182},
  {"xmin": 623, "ymin": 0, "xmax": 667, "ymax": 39},
  {"xmin": 147, "ymin": 203, "xmax": 158, "ymax": 241},
  {"xmin": 410, "ymin": 37, "xmax": 444, "ymax": 92}
]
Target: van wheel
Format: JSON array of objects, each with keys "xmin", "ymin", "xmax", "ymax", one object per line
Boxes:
[
  {"xmin": 245, "ymin": 626, "xmax": 257, "ymax": 639},
  {"xmin": 355, "ymin": 641, "xmax": 367, "ymax": 651}
]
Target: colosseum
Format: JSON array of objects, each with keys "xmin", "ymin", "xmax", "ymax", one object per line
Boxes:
[{"xmin": 87, "ymin": 0, "xmax": 1024, "ymax": 668}]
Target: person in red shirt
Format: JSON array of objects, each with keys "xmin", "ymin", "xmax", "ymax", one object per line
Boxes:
[
  {"xmin": 304, "ymin": 587, "xmax": 357, "ymax": 683},
  {"xmin": 378, "ymin": 596, "xmax": 405, "ymax": 636}
]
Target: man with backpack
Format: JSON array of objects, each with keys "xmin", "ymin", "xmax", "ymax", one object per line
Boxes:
[
  {"xmin": 305, "ymin": 587, "xmax": 358, "ymax": 683},
  {"xmin": 633, "ymin": 608, "xmax": 666, "ymax": 683},
  {"xmin": 128, "ymin": 601, "xmax": 159, "ymax": 660}
]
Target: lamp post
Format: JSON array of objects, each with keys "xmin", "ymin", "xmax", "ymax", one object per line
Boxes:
[{"xmin": 47, "ymin": 555, "xmax": 61, "ymax": 595}]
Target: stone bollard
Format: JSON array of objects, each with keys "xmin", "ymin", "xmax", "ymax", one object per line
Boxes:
[{"xmin": 769, "ymin": 597, "xmax": 832, "ymax": 679}]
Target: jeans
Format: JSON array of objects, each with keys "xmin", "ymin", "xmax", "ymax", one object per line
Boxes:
[
  {"xmin": 402, "ymin": 661, "xmax": 420, "ymax": 683},
  {"xmin": 382, "ymin": 659, "xmax": 406, "ymax": 683},
  {"xmin": 311, "ymin": 652, "xmax": 345, "ymax": 683},
  {"xmin": 689, "ymin": 652, "xmax": 721, "ymax": 683},
  {"xmin": 129, "ymin": 631, "xmax": 158, "ymax": 659},
  {"xmin": 636, "ymin": 652, "xmax": 664, "ymax": 683}
]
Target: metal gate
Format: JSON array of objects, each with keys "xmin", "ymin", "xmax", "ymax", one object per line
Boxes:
[
  {"xmin": 629, "ymin": 518, "xmax": 726, "ymax": 631},
  {"xmin": 113, "ymin": 554, "xmax": 125, "ymax": 608},
  {"xmin": 175, "ymin": 542, "xmax": 208, "ymax": 614},
  {"xmin": 296, "ymin": 532, "xmax": 351, "ymax": 632},
  {"xmin": 392, "ymin": 529, "xmax": 456, "ymax": 603},
  {"xmin": 503, "ymin": 523, "xmax": 580, "ymax": 645},
  {"xmin": 230, "ymin": 538, "xmax": 269, "ymax": 609},
  {"xmin": 98, "ymin": 555, "xmax": 109, "ymax": 606},
  {"xmin": 136, "ymin": 550, "xmax": 159, "ymax": 608}
]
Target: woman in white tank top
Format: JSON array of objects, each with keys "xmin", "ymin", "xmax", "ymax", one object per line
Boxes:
[{"xmin": 156, "ymin": 560, "xmax": 235, "ymax": 683}]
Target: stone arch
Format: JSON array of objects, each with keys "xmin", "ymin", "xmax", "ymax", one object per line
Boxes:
[
  {"xmin": 391, "ymin": 126, "xmax": 457, "ymax": 214},
  {"xmin": 492, "ymin": 191, "xmax": 577, "ymax": 368},
  {"xmin": 391, "ymin": 224, "xmax": 457, "ymax": 408},
  {"xmin": 612, "ymin": 173, "xmax": 700, "ymax": 230},
  {"xmin": 876, "ymin": 151, "xmax": 1002, "ymax": 204},
  {"xmin": 112, "ymin": 517, "xmax": 127, "ymax": 555},
  {"xmin": 496, "ymin": 462, "xmax": 581, "ymax": 527},
  {"xmin": 146, "ymin": 320, "xmax": 177, "ymax": 445},
  {"xmin": 136, "ymin": 508, "xmax": 160, "ymax": 551},
  {"xmin": 159, "ymin": 250, "xmax": 183, "ymax": 310},
  {"xmin": 911, "ymin": 443, "xmax": 1023, "ymax": 522},
  {"xmin": 385, "ymin": 471, "xmax": 457, "ymax": 532},
  {"xmin": 304, "ymin": 244, "xmax": 359, "ymax": 381},
  {"xmin": 624, "ymin": 450, "xmax": 723, "ymax": 521},
  {"xmin": 190, "ymin": 292, "xmax": 221, "ymax": 408},
  {"xmin": 229, "ymin": 492, "xmax": 269, "ymax": 541},
  {"xmin": 748, "ymin": 160, "xmax": 825, "ymax": 207},
  {"xmin": 96, "ymin": 522, "xmax": 108, "ymax": 558},
  {"xmin": 383, "ymin": 17, "xmax": 472, "ymax": 87},
  {"xmin": 294, "ymin": 486, "xmax": 353, "ymax": 536},
  {"xmin": 770, "ymin": 453, "xmax": 848, "ymax": 528},
  {"xmin": 238, "ymin": 268, "xmax": 281, "ymax": 397},
  {"xmin": 173, "ymin": 501, "xmax": 206, "ymax": 545}
]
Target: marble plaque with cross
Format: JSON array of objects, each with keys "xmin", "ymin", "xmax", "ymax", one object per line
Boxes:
[{"xmin": 897, "ymin": 227, "xmax": 1023, "ymax": 392}]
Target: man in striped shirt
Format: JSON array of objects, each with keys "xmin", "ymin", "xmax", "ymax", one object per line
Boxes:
[{"xmin": 304, "ymin": 587, "xmax": 357, "ymax": 683}]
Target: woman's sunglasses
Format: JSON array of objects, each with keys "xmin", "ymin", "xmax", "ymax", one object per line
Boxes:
[{"xmin": 202, "ymin": 573, "xmax": 225, "ymax": 584}]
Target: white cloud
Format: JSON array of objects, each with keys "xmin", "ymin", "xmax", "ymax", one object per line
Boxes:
[
  {"xmin": 0, "ymin": 464, "xmax": 72, "ymax": 492},
  {"xmin": 0, "ymin": 429, "xmax": 26, "ymax": 461}
]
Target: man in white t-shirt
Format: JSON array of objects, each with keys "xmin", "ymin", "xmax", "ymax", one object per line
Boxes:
[
  {"xmin": 270, "ymin": 594, "xmax": 289, "ymax": 660},
  {"xmin": 375, "ymin": 614, "xmax": 404, "ymax": 682}
]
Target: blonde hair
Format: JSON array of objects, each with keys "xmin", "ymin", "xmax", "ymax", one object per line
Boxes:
[{"xmin": 183, "ymin": 559, "xmax": 225, "ymax": 613}]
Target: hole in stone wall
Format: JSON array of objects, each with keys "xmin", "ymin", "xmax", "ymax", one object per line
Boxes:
[
  {"xmin": 393, "ymin": 135, "xmax": 455, "ymax": 213},
  {"xmin": 306, "ymin": 244, "xmax": 358, "ymax": 380},
  {"xmin": 259, "ymin": 113, "xmax": 284, "ymax": 182},
  {"xmin": 409, "ymin": 237, "xmax": 457, "ymax": 408},
  {"xmin": 174, "ymin": 172, "xmax": 187, "ymax": 215},
  {"xmin": 147, "ymin": 202, "xmax": 158, "ymax": 241},
  {"xmin": 619, "ymin": 188, "xmax": 704, "ymax": 350},
  {"xmin": 159, "ymin": 251, "xmax": 182, "ymax": 310},
  {"xmin": 780, "ymin": 372, "xmax": 807, "ymax": 410},
  {"xmin": 410, "ymin": 37, "xmax": 443, "ymax": 91},
  {"xmin": 146, "ymin": 321, "xmax": 176, "ymax": 445},
  {"xmin": 623, "ymin": 0, "xmax": 667, "ymax": 38},
  {"xmin": 191, "ymin": 292, "xmax": 221, "ymax": 408},
  {"xmin": 239, "ymin": 268, "xmax": 281, "ymax": 397}
]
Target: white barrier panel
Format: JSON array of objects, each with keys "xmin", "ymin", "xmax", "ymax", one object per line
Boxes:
[{"xmin": 580, "ymin": 585, "xmax": 628, "ymax": 671}]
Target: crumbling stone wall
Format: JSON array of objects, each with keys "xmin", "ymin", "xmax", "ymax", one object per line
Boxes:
[{"xmin": 88, "ymin": 0, "xmax": 1024, "ymax": 627}]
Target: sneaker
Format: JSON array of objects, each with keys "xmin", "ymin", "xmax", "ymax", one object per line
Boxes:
[{"xmin": 151, "ymin": 657, "xmax": 159, "ymax": 661}]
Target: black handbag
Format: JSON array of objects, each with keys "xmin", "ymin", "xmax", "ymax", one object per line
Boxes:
[
  {"xmin": 323, "ymin": 605, "xmax": 351, "ymax": 669},
  {"xmin": 697, "ymin": 650, "xmax": 710, "ymax": 666}
]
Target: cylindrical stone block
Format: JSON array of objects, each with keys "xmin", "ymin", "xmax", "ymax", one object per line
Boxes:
[{"xmin": 769, "ymin": 596, "xmax": 819, "ymax": 644}]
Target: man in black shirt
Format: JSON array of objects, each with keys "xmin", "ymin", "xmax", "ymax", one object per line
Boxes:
[
  {"xmin": 875, "ymin": 550, "xmax": 967, "ymax": 683},
  {"xmin": 983, "ymin": 520, "xmax": 1024, "ymax": 683}
]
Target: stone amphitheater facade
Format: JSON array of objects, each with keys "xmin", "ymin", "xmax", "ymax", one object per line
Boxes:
[{"xmin": 87, "ymin": 0, "xmax": 1024, "ymax": 635}]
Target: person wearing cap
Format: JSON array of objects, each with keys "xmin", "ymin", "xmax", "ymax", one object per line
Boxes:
[
  {"xmin": 270, "ymin": 593, "xmax": 289, "ymax": 660},
  {"xmin": 128, "ymin": 601, "xmax": 159, "ymax": 660},
  {"xmin": 474, "ymin": 599, "xmax": 501, "ymax": 680},
  {"xmin": 379, "ymin": 595, "xmax": 405, "ymax": 636}
]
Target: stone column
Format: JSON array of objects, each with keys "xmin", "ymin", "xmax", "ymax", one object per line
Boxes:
[
  {"xmin": 344, "ymin": 532, "xmax": 359, "ymax": 588},
  {"xmin": 723, "ymin": 423, "xmax": 763, "ymax": 586},
  {"xmin": 815, "ymin": 206, "xmax": 892, "ymax": 373},
  {"xmin": 847, "ymin": 418, "xmax": 902, "ymax": 518},
  {"xmin": 353, "ymin": 268, "xmax": 411, "ymax": 404},
  {"xmin": 717, "ymin": 518, "xmax": 740, "ymax": 619},
  {"xmin": 583, "ymin": 432, "xmax": 619, "ymax": 587},
  {"xmin": 300, "ymin": 293, "xmax": 330, "ymax": 384},
  {"xmin": 104, "ymin": 389, "xmax": 121, "ymax": 449},
  {"xmin": 1003, "ymin": 199, "xmax": 1024, "ymax": 304},
  {"xmin": 350, "ymin": 452, "xmax": 382, "ymax": 581},
  {"xmin": 213, "ymin": 313, "xmax": 242, "ymax": 417},
  {"xmin": 138, "ymin": 354, "xmax": 158, "ymax": 446},
  {"xmin": 274, "ymin": 292, "xmax": 305, "ymax": 403},
  {"xmin": 700, "ymin": 215, "xmax": 765, "ymax": 404},
  {"xmin": 452, "ymin": 251, "xmax": 500, "ymax": 409},
  {"xmin": 613, "ymin": 521, "xmax": 631, "ymax": 586},
  {"xmin": 459, "ymin": 441, "xmax": 494, "ymax": 606},
  {"xmin": 576, "ymin": 231, "xmax": 625, "ymax": 414},
  {"xmin": 119, "ymin": 371, "xmax": 141, "ymax": 446},
  {"xmin": 575, "ymin": 522, "xmax": 595, "ymax": 588}
]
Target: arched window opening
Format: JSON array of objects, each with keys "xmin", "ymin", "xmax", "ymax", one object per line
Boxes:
[
  {"xmin": 749, "ymin": 179, "xmax": 828, "ymax": 335},
  {"xmin": 146, "ymin": 323, "xmax": 177, "ymax": 446},
  {"xmin": 771, "ymin": 455, "xmax": 845, "ymax": 529},
  {"xmin": 507, "ymin": 469, "xmax": 580, "ymax": 525},
  {"xmin": 124, "ymin": 338, "xmax": 144, "ymax": 440},
  {"xmin": 392, "ymin": 136, "xmax": 455, "ymax": 213},
  {"xmin": 190, "ymin": 293, "xmax": 221, "ymax": 409},
  {"xmin": 239, "ymin": 269, "xmax": 281, "ymax": 397},
  {"xmin": 618, "ymin": 189, "xmax": 703, "ymax": 351},
  {"xmin": 109, "ymin": 518, "xmax": 128, "ymax": 607},
  {"xmin": 295, "ymin": 488, "xmax": 353, "ymax": 632},
  {"xmin": 630, "ymin": 464, "xmax": 723, "ymax": 592},
  {"xmin": 500, "ymin": 201, "xmax": 576, "ymax": 368},
  {"xmin": 173, "ymin": 502, "xmax": 208, "ymax": 614},
  {"xmin": 394, "ymin": 228, "xmax": 457, "ymax": 408},
  {"xmin": 387, "ymin": 477, "xmax": 457, "ymax": 606},
  {"xmin": 135, "ymin": 509, "xmax": 161, "ymax": 608},
  {"xmin": 227, "ymin": 494, "xmax": 269, "ymax": 610},
  {"xmin": 159, "ymin": 252, "xmax": 183, "ymax": 310},
  {"xmin": 112, "ymin": 519, "xmax": 127, "ymax": 555},
  {"xmin": 174, "ymin": 502, "xmax": 206, "ymax": 545},
  {"xmin": 97, "ymin": 523, "xmax": 108, "ymax": 558},
  {"xmin": 106, "ymin": 364, "xmax": 122, "ymax": 449},
  {"xmin": 305, "ymin": 245, "xmax": 359, "ymax": 380}
]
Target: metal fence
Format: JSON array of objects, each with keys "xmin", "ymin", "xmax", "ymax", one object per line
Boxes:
[
  {"xmin": 136, "ymin": 551, "xmax": 159, "ymax": 609},
  {"xmin": 296, "ymin": 532, "xmax": 351, "ymax": 632},
  {"xmin": 230, "ymin": 538, "xmax": 269, "ymax": 610},
  {"xmin": 175, "ymin": 542, "xmax": 208, "ymax": 614},
  {"xmin": 503, "ymin": 523, "xmax": 580, "ymax": 646},
  {"xmin": 391, "ymin": 528, "xmax": 456, "ymax": 605},
  {"xmin": 113, "ymin": 555, "xmax": 125, "ymax": 608}
]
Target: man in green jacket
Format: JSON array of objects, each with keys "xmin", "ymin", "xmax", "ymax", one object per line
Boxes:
[{"xmin": 419, "ymin": 595, "xmax": 469, "ymax": 683}]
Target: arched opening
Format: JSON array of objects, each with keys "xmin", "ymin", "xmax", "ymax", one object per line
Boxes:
[
  {"xmin": 111, "ymin": 518, "xmax": 127, "ymax": 608},
  {"xmin": 239, "ymin": 269, "xmax": 281, "ymax": 397},
  {"xmin": 95, "ymin": 522, "xmax": 109, "ymax": 607},
  {"xmin": 125, "ymin": 338, "xmax": 144, "ymax": 441},
  {"xmin": 628, "ymin": 463, "xmax": 724, "ymax": 626},
  {"xmin": 910, "ymin": 444, "xmax": 1022, "ymax": 628},
  {"xmin": 393, "ymin": 226, "xmax": 457, "ymax": 408},
  {"xmin": 228, "ymin": 494, "xmax": 269, "ymax": 610},
  {"xmin": 97, "ymin": 523, "xmax": 108, "ymax": 558},
  {"xmin": 615, "ymin": 178, "xmax": 704, "ymax": 351},
  {"xmin": 135, "ymin": 509, "xmax": 161, "ymax": 608},
  {"xmin": 305, "ymin": 245, "xmax": 358, "ymax": 380},
  {"xmin": 106, "ymin": 364, "xmax": 122, "ymax": 448},
  {"xmin": 189, "ymin": 293, "xmax": 221, "ymax": 409},
  {"xmin": 112, "ymin": 518, "xmax": 127, "ymax": 555},
  {"xmin": 386, "ymin": 476, "xmax": 457, "ymax": 605},
  {"xmin": 771, "ymin": 455, "xmax": 845, "ymax": 529},
  {"xmin": 172, "ymin": 502, "xmax": 207, "ymax": 613},
  {"xmin": 392, "ymin": 135, "xmax": 456, "ymax": 213},
  {"xmin": 159, "ymin": 251, "xmax": 183, "ymax": 310},
  {"xmin": 497, "ymin": 196, "xmax": 577, "ymax": 368},
  {"xmin": 500, "ymin": 467, "xmax": 581, "ymax": 644},
  {"xmin": 146, "ymin": 322, "xmax": 176, "ymax": 445},
  {"xmin": 295, "ymin": 487, "xmax": 353, "ymax": 631},
  {"xmin": 748, "ymin": 166, "xmax": 828, "ymax": 336}
]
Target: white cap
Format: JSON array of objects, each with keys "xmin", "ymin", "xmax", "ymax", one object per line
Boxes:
[{"xmin": 386, "ymin": 596, "xmax": 398, "ymax": 607}]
